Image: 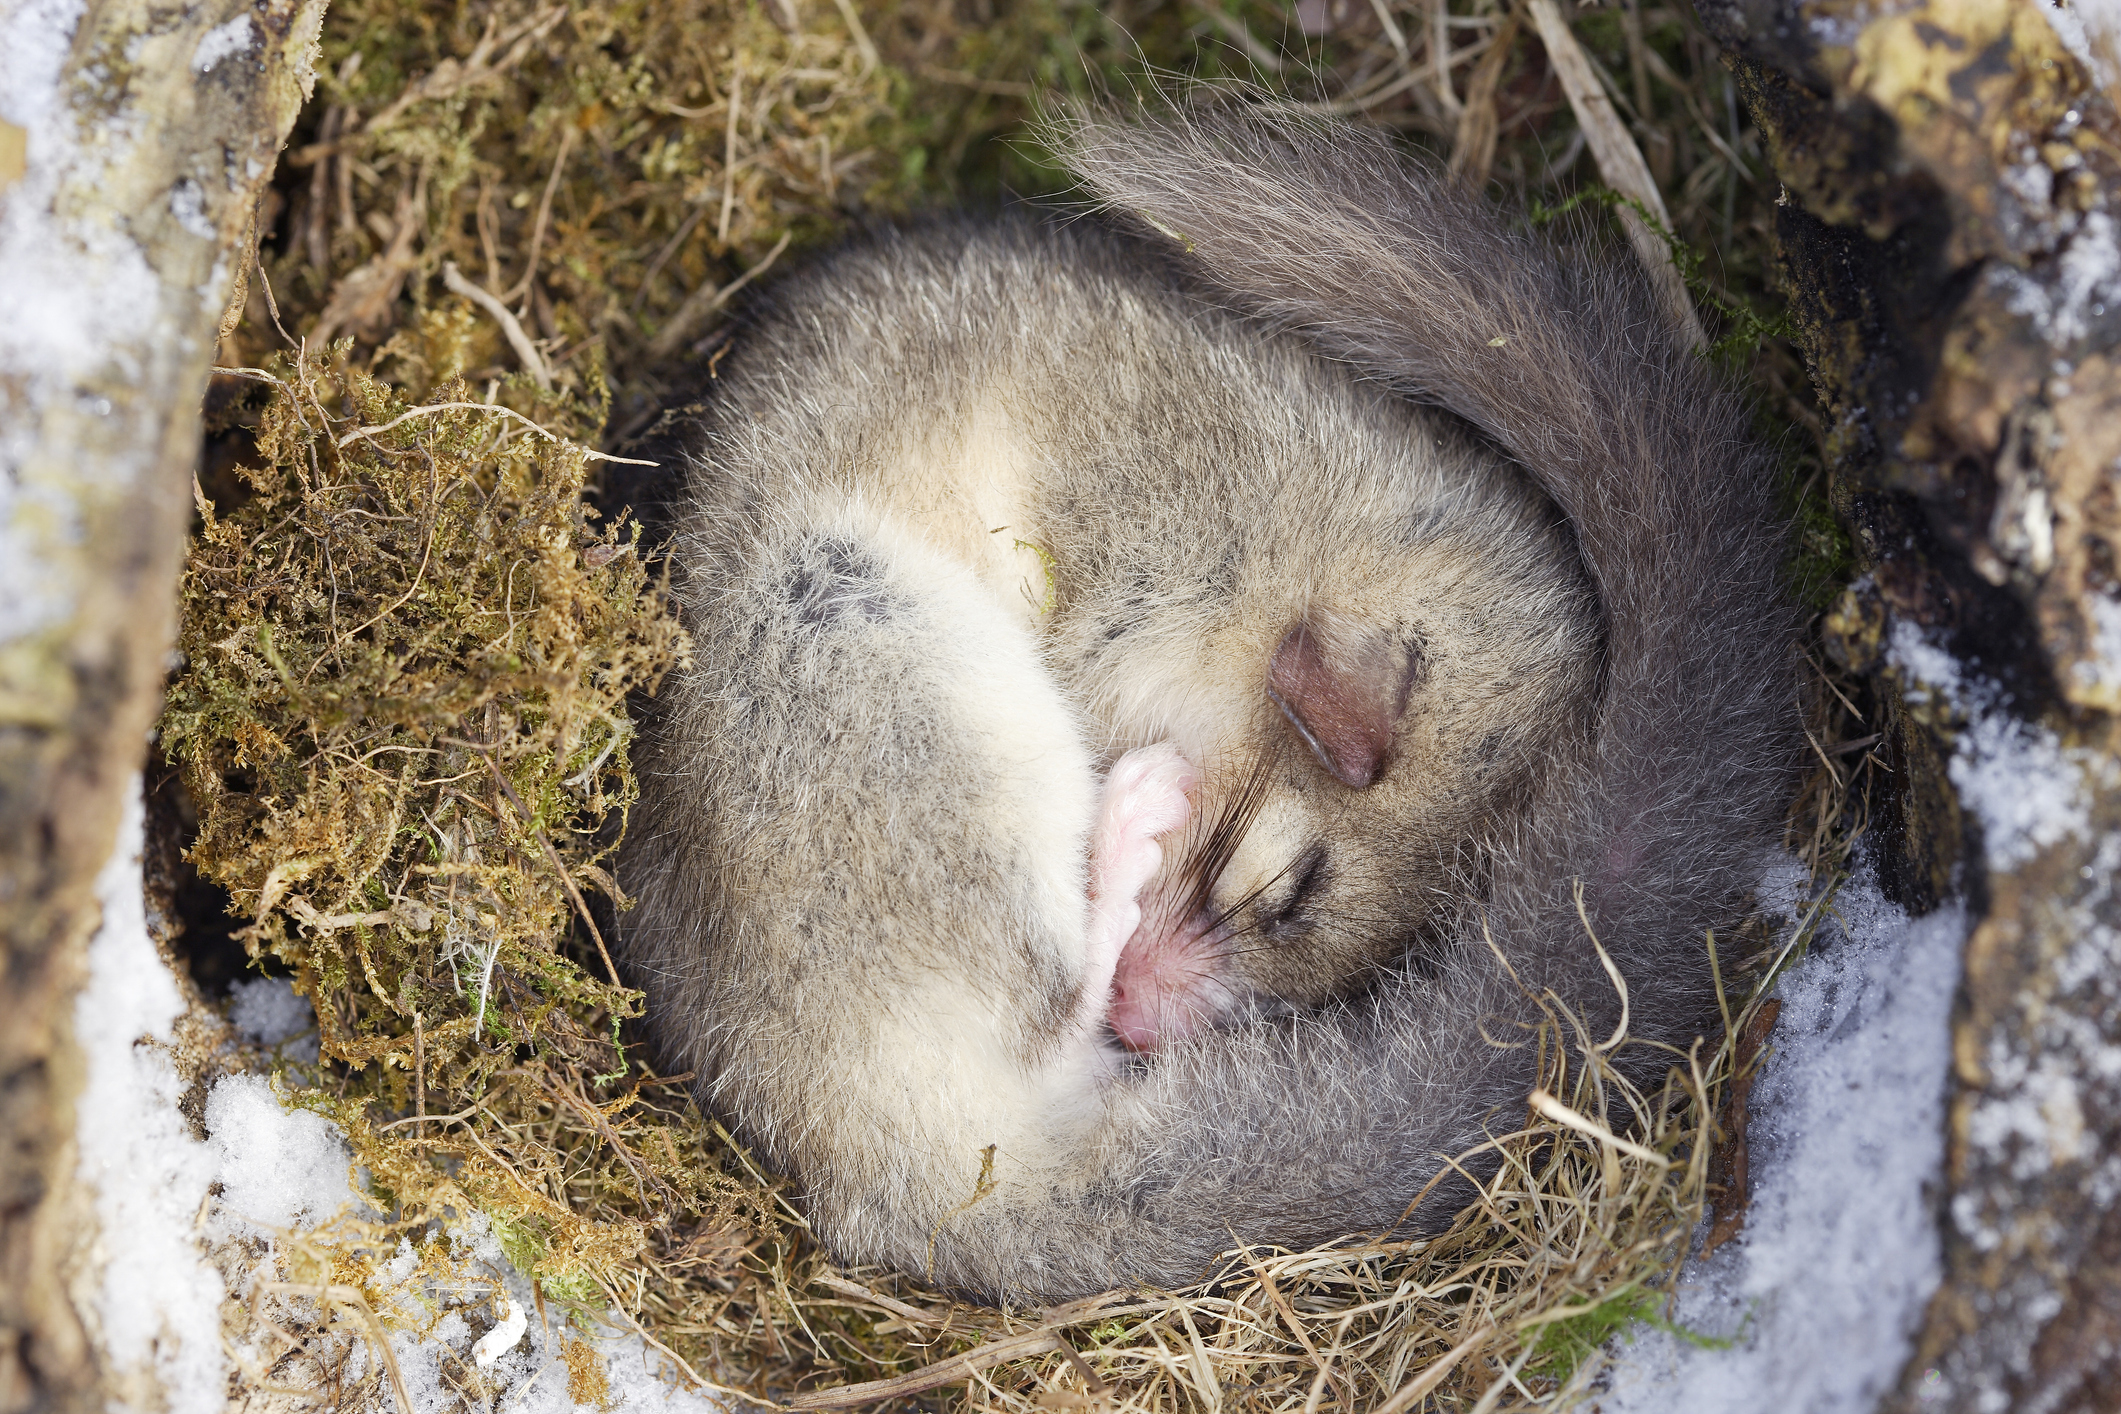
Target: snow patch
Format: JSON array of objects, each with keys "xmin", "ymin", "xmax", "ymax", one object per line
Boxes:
[
  {"xmin": 73, "ymin": 785, "xmax": 229, "ymax": 1413},
  {"xmin": 1596, "ymin": 874, "xmax": 1968, "ymax": 1413},
  {"xmin": 0, "ymin": 0, "xmax": 85, "ymax": 133},
  {"xmin": 190, "ymin": 13, "xmax": 256, "ymax": 72},
  {"xmin": 2000, "ymin": 158, "xmax": 2055, "ymax": 222},
  {"xmin": 1989, "ymin": 208, "xmax": 2121, "ymax": 350},
  {"xmin": 2046, "ymin": 0, "xmax": 2121, "ymax": 93},
  {"xmin": 228, "ymin": 974, "xmax": 321, "ymax": 1060},
  {"xmin": 1603, "ymin": 614, "xmax": 2103, "ymax": 1409},
  {"xmin": 1889, "ymin": 618, "xmax": 2096, "ymax": 868},
  {"xmin": 1805, "ymin": 9, "xmax": 1861, "ymax": 48},
  {"xmin": 2071, "ymin": 590, "xmax": 2121, "ymax": 697},
  {"xmin": 326, "ymin": 1210, "xmax": 727, "ymax": 1413},
  {"xmin": 1885, "ymin": 615, "xmax": 1963, "ymax": 706},
  {"xmin": 206, "ymin": 1075, "xmax": 361, "ymax": 1232},
  {"xmin": 73, "ymin": 786, "xmax": 729, "ymax": 1410},
  {"xmin": 1951, "ymin": 825, "xmax": 2121, "ymax": 1250},
  {"xmin": 0, "ymin": 0, "xmax": 166, "ymax": 646},
  {"xmin": 2054, "ymin": 208, "xmax": 2121, "ymax": 341},
  {"xmin": 169, "ymin": 176, "xmax": 214, "ymax": 238},
  {"xmin": 1949, "ymin": 710, "xmax": 2090, "ymax": 867}
]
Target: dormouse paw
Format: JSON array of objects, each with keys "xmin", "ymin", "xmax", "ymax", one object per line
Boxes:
[{"xmin": 1080, "ymin": 743, "xmax": 1199, "ymax": 1025}]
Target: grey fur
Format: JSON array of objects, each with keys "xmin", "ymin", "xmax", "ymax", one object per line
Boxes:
[{"xmin": 620, "ymin": 101, "xmax": 1799, "ymax": 1300}]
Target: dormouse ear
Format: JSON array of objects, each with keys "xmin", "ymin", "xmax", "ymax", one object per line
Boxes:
[{"xmin": 1267, "ymin": 619, "xmax": 1422, "ymax": 789}]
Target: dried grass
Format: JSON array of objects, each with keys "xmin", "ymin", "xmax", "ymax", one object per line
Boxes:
[{"xmin": 168, "ymin": 0, "xmax": 1864, "ymax": 1407}]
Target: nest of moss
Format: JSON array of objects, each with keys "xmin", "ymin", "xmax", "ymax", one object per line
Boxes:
[{"xmin": 159, "ymin": 0, "xmax": 1873, "ymax": 1407}]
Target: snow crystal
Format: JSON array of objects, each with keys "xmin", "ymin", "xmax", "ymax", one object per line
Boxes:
[
  {"xmin": 73, "ymin": 785, "xmax": 229, "ymax": 1413},
  {"xmin": 2001, "ymin": 160, "xmax": 2056, "ymax": 221},
  {"xmin": 1596, "ymin": 874, "xmax": 1969, "ymax": 1413},
  {"xmin": 2047, "ymin": 0, "xmax": 2121, "ymax": 94},
  {"xmin": 228, "ymin": 974, "xmax": 320, "ymax": 1060},
  {"xmin": 168, "ymin": 177, "xmax": 214, "ymax": 238},
  {"xmin": 1950, "ymin": 711, "xmax": 2090, "ymax": 867},
  {"xmin": 1889, "ymin": 618, "xmax": 2096, "ymax": 868},
  {"xmin": 1986, "ymin": 208, "xmax": 2121, "ymax": 351},
  {"xmin": 0, "ymin": 0, "xmax": 84, "ymax": 133},
  {"xmin": 1885, "ymin": 616, "xmax": 1963, "ymax": 707},
  {"xmin": 190, "ymin": 13, "xmax": 255, "ymax": 73},
  {"xmin": 206, "ymin": 1075, "xmax": 362, "ymax": 1232},
  {"xmin": 2052, "ymin": 209, "xmax": 2121, "ymax": 342}
]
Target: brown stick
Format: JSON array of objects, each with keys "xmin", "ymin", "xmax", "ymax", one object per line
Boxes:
[
  {"xmin": 646, "ymin": 230, "xmax": 792, "ymax": 362},
  {"xmin": 1449, "ymin": 12, "xmax": 1521, "ymax": 189},
  {"xmin": 1526, "ymin": 0, "xmax": 1705, "ymax": 347},
  {"xmin": 505, "ymin": 123, "xmax": 577, "ymax": 305},
  {"xmin": 784, "ymin": 1330, "xmax": 1069, "ymax": 1409}
]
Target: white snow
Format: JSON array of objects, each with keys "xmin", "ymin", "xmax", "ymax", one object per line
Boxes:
[
  {"xmin": 73, "ymin": 785, "xmax": 229, "ymax": 1414},
  {"xmin": 1989, "ymin": 208, "xmax": 2121, "ymax": 350},
  {"xmin": 1601, "ymin": 607, "xmax": 2104, "ymax": 1410},
  {"xmin": 1949, "ymin": 709, "xmax": 2091, "ymax": 867},
  {"xmin": 0, "ymin": 0, "xmax": 169, "ymax": 646},
  {"xmin": 343, "ymin": 1209, "xmax": 725, "ymax": 1414},
  {"xmin": 0, "ymin": 0, "xmax": 82, "ymax": 134},
  {"xmin": 190, "ymin": 13, "xmax": 256, "ymax": 73},
  {"xmin": 2071, "ymin": 590, "xmax": 2121, "ymax": 698},
  {"xmin": 205, "ymin": 1076, "xmax": 362, "ymax": 1232},
  {"xmin": 227, "ymin": 974, "xmax": 321, "ymax": 1060},
  {"xmin": 1890, "ymin": 618, "xmax": 2100, "ymax": 868},
  {"xmin": 1949, "ymin": 822, "xmax": 2121, "ymax": 1258},
  {"xmin": 2051, "ymin": 208, "xmax": 2121, "ymax": 342},
  {"xmin": 2047, "ymin": 0, "xmax": 2121, "ymax": 94},
  {"xmin": 168, "ymin": 177, "xmax": 215, "ymax": 239},
  {"xmin": 1596, "ymin": 874, "xmax": 1969, "ymax": 1413}
]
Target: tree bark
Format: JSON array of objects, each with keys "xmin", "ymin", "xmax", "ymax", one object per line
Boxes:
[
  {"xmin": 1704, "ymin": 1, "xmax": 2121, "ymax": 1408},
  {"xmin": 0, "ymin": 0, "xmax": 320, "ymax": 1406}
]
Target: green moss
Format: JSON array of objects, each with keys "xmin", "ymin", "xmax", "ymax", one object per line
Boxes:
[
  {"xmin": 1528, "ymin": 1284, "xmax": 1733, "ymax": 1384},
  {"xmin": 160, "ymin": 352, "xmax": 780, "ymax": 1341},
  {"xmin": 1529, "ymin": 1286, "xmax": 1662, "ymax": 1378}
]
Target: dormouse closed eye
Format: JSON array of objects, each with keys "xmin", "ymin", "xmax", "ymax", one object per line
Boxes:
[{"xmin": 1257, "ymin": 842, "xmax": 1331, "ymax": 936}]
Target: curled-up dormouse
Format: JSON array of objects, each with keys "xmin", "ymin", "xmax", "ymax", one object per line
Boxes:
[{"xmin": 619, "ymin": 99, "xmax": 1799, "ymax": 1300}]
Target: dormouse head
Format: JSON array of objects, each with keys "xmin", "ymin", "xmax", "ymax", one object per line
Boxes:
[{"xmin": 1106, "ymin": 607, "xmax": 1595, "ymax": 1051}]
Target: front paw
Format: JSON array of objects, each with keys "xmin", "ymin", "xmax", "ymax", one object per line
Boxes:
[{"xmin": 1080, "ymin": 742, "xmax": 1199, "ymax": 1022}]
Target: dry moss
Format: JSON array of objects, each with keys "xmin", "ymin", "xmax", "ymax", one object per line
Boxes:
[
  {"xmin": 163, "ymin": 349, "xmax": 763, "ymax": 1304},
  {"xmin": 166, "ymin": 0, "xmax": 1870, "ymax": 1407}
]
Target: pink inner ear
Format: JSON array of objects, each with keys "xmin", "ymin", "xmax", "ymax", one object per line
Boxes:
[{"xmin": 1266, "ymin": 621, "xmax": 1415, "ymax": 789}]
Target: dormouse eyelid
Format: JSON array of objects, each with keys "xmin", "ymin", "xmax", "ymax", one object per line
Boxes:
[{"xmin": 1261, "ymin": 843, "xmax": 1330, "ymax": 931}]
